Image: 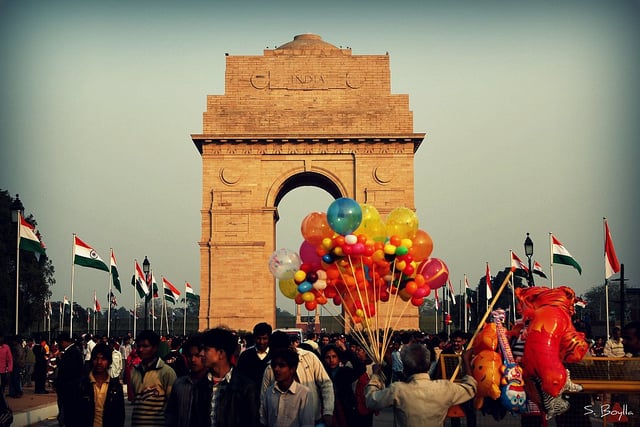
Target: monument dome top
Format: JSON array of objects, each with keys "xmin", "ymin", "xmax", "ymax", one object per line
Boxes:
[{"xmin": 274, "ymin": 34, "xmax": 344, "ymax": 55}]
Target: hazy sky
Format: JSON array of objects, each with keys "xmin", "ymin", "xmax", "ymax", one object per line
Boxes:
[{"xmin": 1, "ymin": 1, "xmax": 639, "ymax": 319}]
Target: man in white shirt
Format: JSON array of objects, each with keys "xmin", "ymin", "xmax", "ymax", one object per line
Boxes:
[
  {"xmin": 261, "ymin": 331, "xmax": 335, "ymax": 427},
  {"xmin": 604, "ymin": 326, "xmax": 626, "ymax": 357}
]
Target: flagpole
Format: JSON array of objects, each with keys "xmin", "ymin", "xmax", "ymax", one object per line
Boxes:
[
  {"xmin": 70, "ymin": 234, "xmax": 77, "ymax": 336},
  {"xmin": 603, "ymin": 218, "xmax": 611, "ymax": 340},
  {"xmin": 549, "ymin": 233, "xmax": 554, "ymax": 289},
  {"xmin": 151, "ymin": 270, "xmax": 155, "ymax": 333},
  {"xmin": 459, "ymin": 280, "xmax": 463, "ymax": 328},
  {"xmin": 107, "ymin": 249, "xmax": 113, "ymax": 337},
  {"xmin": 183, "ymin": 282, "xmax": 187, "ymax": 336},
  {"xmin": 463, "ymin": 275, "xmax": 468, "ymax": 334},
  {"xmin": 511, "ymin": 278, "xmax": 517, "ymax": 324},
  {"xmin": 133, "ymin": 260, "xmax": 137, "ymax": 339},
  {"xmin": 164, "ymin": 297, "xmax": 168, "ymax": 335},
  {"xmin": 15, "ymin": 213, "xmax": 21, "ymax": 335},
  {"xmin": 446, "ymin": 281, "xmax": 450, "ymax": 336},
  {"xmin": 434, "ymin": 288, "xmax": 438, "ymax": 333}
]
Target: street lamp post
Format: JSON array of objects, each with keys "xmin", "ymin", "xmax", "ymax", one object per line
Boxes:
[
  {"xmin": 143, "ymin": 256, "xmax": 150, "ymax": 330},
  {"xmin": 524, "ymin": 233, "xmax": 534, "ymax": 287},
  {"xmin": 11, "ymin": 194, "xmax": 25, "ymax": 335}
]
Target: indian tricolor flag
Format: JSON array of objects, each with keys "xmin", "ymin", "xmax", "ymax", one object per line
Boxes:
[
  {"xmin": 185, "ymin": 282, "xmax": 198, "ymax": 300},
  {"xmin": 604, "ymin": 218, "xmax": 620, "ymax": 280},
  {"xmin": 551, "ymin": 235, "xmax": 582, "ymax": 274},
  {"xmin": 110, "ymin": 249, "xmax": 121, "ymax": 292},
  {"xmin": 73, "ymin": 235, "xmax": 109, "ymax": 271},
  {"xmin": 19, "ymin": 213, "xmax": 46, "ymax": 254},
  {"xmin": 163, "ymin": 277, "xmax": 181, "ymax": 304}
]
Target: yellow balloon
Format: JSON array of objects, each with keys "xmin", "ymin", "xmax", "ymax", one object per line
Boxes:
[
  {"xmin": 301, "ymin": 291, "xmax": 316, "ymax": 302},
  {"xmin": 354, "ymin": 204, "xmax": 387, "ymax": 242},
  {"xmin": 385, "ymin": 207, "xmax": 419, "ymax": 239},
  {"xmin": 278, "ymin": 278, "xmax": 299, "ymax": 299},
  {"xmin": 294, "ymin": 270, "xmax": 307, "ymax": 283}
]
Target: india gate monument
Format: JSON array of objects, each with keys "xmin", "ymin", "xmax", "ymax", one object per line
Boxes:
[{"xmin": 192, "ymin": 34, "xmax": 425, "ymax": 332}]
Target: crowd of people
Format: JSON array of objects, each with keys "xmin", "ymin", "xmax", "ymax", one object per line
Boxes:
[{"xmin": 0, "ymin": 319, "xmax": 638, "ymax": 427}]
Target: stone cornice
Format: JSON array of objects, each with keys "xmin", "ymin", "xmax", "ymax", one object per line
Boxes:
[{"xmin": 191, "ymin": 134, "xmax": 425, "ymax": 154}]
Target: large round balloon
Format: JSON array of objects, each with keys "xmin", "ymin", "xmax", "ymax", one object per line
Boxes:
[
  {"xmin": 268, "ymin": 248, "xmax": 302, "ymax": 280},
  {"xmin": 385, "ymin": 207, "xmax": 419, "ymax": 239},
  {"xmin": 278, "ymin": 278, "xmax": 299, "ymax": 299},
  {"xmin": 300, "ymin": 212, "xmax": 334, "ymax": 246},
  {"xmin": 410, "ymin": 229, "xmax": 434, "ymax": 262},
  {"xmin": 299, "ymin": 241, "xmax": 322, "ymax": 269},
  {"xmin": 416, "ymin": 257, "xmax": 449, "ymax": 289},
  {"xmin": 327, "ymin": 198, "xmax": 362, "ymax": 235},
  {"xmin": 353, "ymin": 204, "xmax": 387, "ymax": 242}
]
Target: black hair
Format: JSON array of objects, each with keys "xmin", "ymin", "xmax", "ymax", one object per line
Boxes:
[
  {"xmin": 183, "ymin": 334, "xmax": 203, "ymax": 353},
  {"xmin": 136, "ymin": 329, "xmax": 160, "ymax": 347},
  {"xmin": 57, "ymin": 332, "xmax": 72, "ymax": 344},
  {"xmin": 450, "ymin": 330, "xmax": 465, "ymax": 340},
  {"xmin": 91, "ymin": 342, "xmax": 112, "ymax": 364},
  {"xmin": 201, "ymin": 328, "xmax": 237, "ymax": 360},
  {"xmin": 320, "ymin": 343, "xmax": 343, "ymax": 363},
  {"xmin": 270, "ymin": 348, "xmax": 299, "ymax": 370},
  {"xmin": 269, "ymin": 331, "xmax": 291, "ymax": 351},
  {"xmin": 253, "ymin": 322, "xmax": 273, "ymax": 337}
]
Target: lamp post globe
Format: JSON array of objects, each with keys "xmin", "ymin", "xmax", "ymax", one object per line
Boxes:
[
  {"xmin": 143, "ymin": 256, "xmax": 150, "ymax": 329},
  {"xmin": 524, "ymin": 233, "xmax": 534, "ymax": 286}
]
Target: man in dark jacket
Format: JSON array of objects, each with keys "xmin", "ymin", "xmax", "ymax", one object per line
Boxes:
[
  {"xmin": 55, "ymin": 332, "xmax": 84, "ymax": 427},
  {"xmin": 165, "ymin": 335, "xmax": 208, "ymax": 427},
  {"xmin": 194, "ymin": 327, "xmax": 259, "ymax": 427},
  {"xmin": 236, "ymin": 322, "xmax": 272, "ymax": 405},
  {"xmin": 79, "ymin": 343, "xmax": 125, "ymax": 427}
]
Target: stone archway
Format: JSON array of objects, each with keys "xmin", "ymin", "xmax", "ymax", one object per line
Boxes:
[{"xmin": 192, "ymin": 34, "xmax": 425, "ymax": 332}]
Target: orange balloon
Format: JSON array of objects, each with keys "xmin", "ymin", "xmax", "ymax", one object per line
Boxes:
[
  {"xmin": 410, "ymin": 230, "xmax": 434, "ymax": 262},
  {"xmin": 301, "ymin": 212, "xmax": 334, "ymax": 246},
  {"xmin": 404, "ymin": 280, "xmax": 418, "ymax": 295}
]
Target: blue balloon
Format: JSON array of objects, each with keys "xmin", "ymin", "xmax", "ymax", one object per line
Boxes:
[
  {"xmin": 297, "ymin": 281, "xmax": 313, "ymax": 293},
  {"xmin": 327, "ymin": 198, "xmax": 362, "ymax": 235},
  {"xmin": 322, "ymin": 253, "xmax": 335, "ymax": 264}
]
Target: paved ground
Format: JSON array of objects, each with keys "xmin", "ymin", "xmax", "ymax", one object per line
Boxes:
[{"xmin": 12, "ymin": 384, "xmax": 618, "ymax": 427}]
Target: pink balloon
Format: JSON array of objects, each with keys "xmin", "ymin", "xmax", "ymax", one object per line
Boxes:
[{"xmin": 299, "ymin": 241, "xmax": 322, "ymax": 270}]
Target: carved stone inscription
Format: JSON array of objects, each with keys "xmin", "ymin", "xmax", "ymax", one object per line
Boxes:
[{"xmin": 251, "ymin": 71, "xmax": 362, "ymax": 90}]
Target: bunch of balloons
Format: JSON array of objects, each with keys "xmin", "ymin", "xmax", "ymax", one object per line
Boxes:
[{"xmin": 268, "ymin": 198, "xmax": 450, "ymax": 324}]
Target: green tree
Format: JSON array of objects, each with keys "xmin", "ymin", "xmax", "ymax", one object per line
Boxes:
[{"xmin": 0, "ymin": 189, "xmax": 54, "ymax": 335}]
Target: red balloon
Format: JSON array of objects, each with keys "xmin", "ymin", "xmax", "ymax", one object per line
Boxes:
[
  {"xmin": 416, "ymin": 258, "xmax": 449, "ymax": 290},
  {"xmin": 305, "ymin": 300, "xmax": 318, "ymax": 311},
  {"xmin": 299, "ymin": 241, "xmax": 322, "ymax": 269},
  {"xmin": 411, "ymin": 296, "xmax": 424, "ymax": 307},
  {"xmin": 413, "ymin": 286, "xmax": 431, "ymax": 298}
]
